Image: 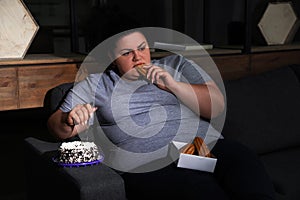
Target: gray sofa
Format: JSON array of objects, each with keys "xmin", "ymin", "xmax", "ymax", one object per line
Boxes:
[
  {"xmin": 24, "ymin": 64, "xmax": 300, "ymax": 200},
  {"xmin": 222, "ymin": 64, "xmax": 300, "ymax": 200}
]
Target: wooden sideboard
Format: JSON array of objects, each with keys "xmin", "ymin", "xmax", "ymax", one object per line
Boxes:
[
  {"xmin": 153, "ymin": 49, "xmax": 300, "ymax": 80},
  {"xmin": 0, "ymin": 54, "xmax": 84, "ymax": 111},
  {"xmin": 213, "ymin": 49, "xmax": 300, "ymax": 80},
  {"xmin": 1, "ymin": 50, "xmax": 300, "ymax": 111}
]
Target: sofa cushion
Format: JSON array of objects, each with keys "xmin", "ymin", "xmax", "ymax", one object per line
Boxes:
[
  {"xmin": 222, "ymin": 66, "xmax": 300, "ymax": 154},
  {"xmin": 289, "ymin": 64, "xmax": 300, "ymax": 81},
  {"xmin": 260, "ymin": 147, "xmax": 300, "ymax": 200},
  {"xmin": 43, "ymin": 82, "xmax": 74, "ymax": 116}
]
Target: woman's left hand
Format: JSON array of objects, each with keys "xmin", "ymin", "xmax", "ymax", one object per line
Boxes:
[{"xmin": 144, "ymin": 65, "xmax": 177, "ymax": 92}]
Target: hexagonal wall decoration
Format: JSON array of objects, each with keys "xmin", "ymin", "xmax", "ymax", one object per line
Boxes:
[
  {"xmin": 0, "ymin": 0, "xmax": 39, "ymax": 59},
  {"xmin": 258, "ymin": 2, "xmax": 300, "ymax": 45}
]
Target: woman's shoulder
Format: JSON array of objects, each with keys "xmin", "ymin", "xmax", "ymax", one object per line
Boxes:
[{"xmin": 152, "ymin": 54, "xmax": 195, "ymax": 72}]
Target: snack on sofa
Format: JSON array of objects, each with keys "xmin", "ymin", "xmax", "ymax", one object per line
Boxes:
[{"xmin": 24, "ymin": 64, "xmax": 300, "ymax": 200}]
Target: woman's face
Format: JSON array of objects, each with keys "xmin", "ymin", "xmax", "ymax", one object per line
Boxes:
[{"xmin": 112, "ymin": 32, "xmax": 151, "ymax": 80}]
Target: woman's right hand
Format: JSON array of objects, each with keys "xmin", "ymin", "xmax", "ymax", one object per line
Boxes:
[
  {"xmin": 48, "ymin": 103, "xmax": 97, "ymax": 140},
  {"xmin": 66, "ymin": 103, "xmax": 97, "ymax": 127}
]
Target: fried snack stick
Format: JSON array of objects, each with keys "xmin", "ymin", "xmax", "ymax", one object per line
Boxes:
[
  {"xmin": 135, "ymin": 64, "xmax": 147, "ymax": 77},
  {"xmin": 181, "ymin": 143, "xmax": 195, "ymax": 155},
  {"xmin": 193, "ymin": 137, "xmax": 213, "ymax": 157}
]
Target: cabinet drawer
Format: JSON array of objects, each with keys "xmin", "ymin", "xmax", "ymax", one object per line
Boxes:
[
  {"xmin": 18, "ymin": 64, "xmax": 78, "ymax": 109},
  {"xmin": 0, "ymin": 67, "xmax": 18, "ymax": 110},
  {"xmin": 212, "ymin": 55, "xmax": 251, "ymax": 80}
]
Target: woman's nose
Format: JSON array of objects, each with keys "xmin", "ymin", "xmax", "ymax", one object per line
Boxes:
[{"xmin": 132, "ymin": 50, "xmax": 141, "ymax": 61}]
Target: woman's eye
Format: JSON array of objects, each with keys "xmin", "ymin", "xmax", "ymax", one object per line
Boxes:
[
  {"xmin": 121, "ymin": 51, "xmax": 131, "ymax": 56},
  {"xmin": 138, "ymin": 46, "xmax": 146, "ymax": 51}
]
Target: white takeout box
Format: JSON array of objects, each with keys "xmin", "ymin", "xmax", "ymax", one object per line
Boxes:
[{"xmin": 169, "ymin": 141, "xmax": 217, "ymax": 173}]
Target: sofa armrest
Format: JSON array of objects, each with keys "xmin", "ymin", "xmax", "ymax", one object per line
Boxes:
[{"xmin": 24, "ymin": 137, "xmax": 126, "ymax": 200}]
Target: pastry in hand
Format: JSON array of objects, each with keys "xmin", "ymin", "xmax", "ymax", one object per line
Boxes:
[{"xmin": 135, "ymin": 64, "xmax": 147, "ymax": 77}]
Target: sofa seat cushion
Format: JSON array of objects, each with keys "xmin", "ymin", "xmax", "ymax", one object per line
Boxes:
[
  {"xmin": 222, "ymin": 66, "xmax": 300, "ymax": 154},
  {"xmin": 260, "ymin": 147, "xmax": 300, "ymax": 200}
]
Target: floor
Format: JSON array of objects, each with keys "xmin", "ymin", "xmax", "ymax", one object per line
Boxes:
[{"xmin": 0, "ymin": 108, "xmax": 51, "ymax": 200}]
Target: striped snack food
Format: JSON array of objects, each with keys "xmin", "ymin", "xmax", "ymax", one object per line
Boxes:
[
  {"xmin": 181, "ymin": 143, "xmax": 195, "ymax": 155},
  {"xmin": 135, "ymin": 64, "xmax": 147, "ymax": 77},
  {"xmin": 193, "ymin": 137, "xmax": 213, "ymax": 157}
]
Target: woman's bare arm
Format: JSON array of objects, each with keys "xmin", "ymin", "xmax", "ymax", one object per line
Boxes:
[{"xmin": 146, "ymin": 65, "xmax": 225, "ymax": 119}]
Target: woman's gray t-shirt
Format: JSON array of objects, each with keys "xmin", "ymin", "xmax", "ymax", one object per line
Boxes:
[{"xmin": 60, "ymin": 55, "xmax": 215, "ymax": 153}]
